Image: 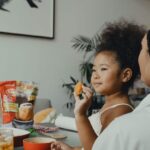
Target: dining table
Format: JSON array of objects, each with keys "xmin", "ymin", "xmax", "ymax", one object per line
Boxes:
[{"xmin": 14, "ymin": 123, "xmax": 81, "ymax": 150}]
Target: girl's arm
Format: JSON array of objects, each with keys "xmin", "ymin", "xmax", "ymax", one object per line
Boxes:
[
  {"xmin": 75, "ymin": 114, "xmax": 98, "ymax": 150},
  {"xmin": 74, "ymin": 86, "xmax": 97, "ymax": 150}
]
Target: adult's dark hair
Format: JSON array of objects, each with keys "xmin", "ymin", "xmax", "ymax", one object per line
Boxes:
[
  {"xmin": 96, "ymin": 19, "xmax": 146, "ymax": 93},
  {"xmin": 147, "ymin": 30, "xmax": 150, "ymax": 54}
]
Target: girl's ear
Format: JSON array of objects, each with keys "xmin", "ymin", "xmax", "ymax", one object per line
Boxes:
[{"xmin": 121, "ymin": 68, "xmax": 132, "ymax": 83}]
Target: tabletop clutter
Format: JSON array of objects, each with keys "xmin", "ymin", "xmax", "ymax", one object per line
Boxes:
[
  {"xmin": 0, "ymin": 81, "xmax": 38, "ymax": 126},
  {"xmin": 0, "ymin": 80, "xmax": 77, "ymax": 150},
  {"xmin": 0, "ymin": 80, "xmax": 38, "ymax": 149}
]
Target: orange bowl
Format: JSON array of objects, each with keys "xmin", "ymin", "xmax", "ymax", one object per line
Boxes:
[{"xmin": 23, "ymin": 137, "xmax": 56, "ymax": 150}]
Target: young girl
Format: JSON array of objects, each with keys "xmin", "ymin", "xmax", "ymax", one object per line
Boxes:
[
  {"xmin": 92, "ymin": 31, "xmax": 150, "ymax": 150},
  {"xmin": 51, "ymin": 20, "xmax": 145, "ymax": 150}
]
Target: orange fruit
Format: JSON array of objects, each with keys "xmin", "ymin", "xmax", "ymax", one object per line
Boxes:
[{"xmin": 74, "ymin": 82, "xmax": 83, "ymax": 96}]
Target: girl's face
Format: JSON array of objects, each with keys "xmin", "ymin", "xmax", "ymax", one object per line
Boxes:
[
  {"xmin": 138, "ymin": 34, "xmax": 150, "ymax": 86},
  {"xmin": 91, "ymin": 51, "xmax": 124, "ymax": 95}
]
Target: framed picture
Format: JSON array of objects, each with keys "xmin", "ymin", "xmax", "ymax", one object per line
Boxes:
[{"xmin": 0, "ymin": 0, "xmax": 55, "ymax": 39}]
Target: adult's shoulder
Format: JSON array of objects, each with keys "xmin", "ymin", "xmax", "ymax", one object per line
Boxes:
[
  {"xmin": 92, "ymin": 112, "xmax": 142, "ymax": 150},
  {"xmin": 111, "ymin": 111, "xmax": 143, "ymax": 130}
]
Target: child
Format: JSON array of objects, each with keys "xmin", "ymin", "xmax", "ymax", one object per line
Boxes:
[
  {"xmin": 51, "ymin": 19, "xmax": 145, "ymax": 150},
  {"xmin": 92, "ymin": 30, "xmax": 150, "ymax": 150}
]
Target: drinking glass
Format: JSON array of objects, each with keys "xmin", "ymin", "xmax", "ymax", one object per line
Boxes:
[
  {"xmin": 0, "ymin": 129, "xmax": 14, "ymax": 150},
  {"xmin": 0, "ymin": 98, "xmax": 2, "ymax": 126}
]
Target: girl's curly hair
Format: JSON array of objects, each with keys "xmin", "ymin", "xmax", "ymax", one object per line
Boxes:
[{"xmin": 96, "ymin": 19, "xmax": 146, "ymax": 92}]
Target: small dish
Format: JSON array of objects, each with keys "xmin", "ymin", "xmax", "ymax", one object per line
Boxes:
[
  {"xmin": 40, "ymin": 132, "xmax": 67, "ymax": 139},
  {"xmin": 12, "ymin": 119, "xmax": 33, "ymax": 130}
]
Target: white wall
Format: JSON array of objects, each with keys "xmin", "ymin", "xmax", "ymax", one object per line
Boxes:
[{"xmin": 0, "ymin": 0, "xmax": 150, "ymax": 116}]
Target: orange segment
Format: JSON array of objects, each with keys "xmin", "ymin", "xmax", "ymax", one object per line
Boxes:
[{"xmin": 74, "ymin": 82, "xmax": 83, "ymax": 96}]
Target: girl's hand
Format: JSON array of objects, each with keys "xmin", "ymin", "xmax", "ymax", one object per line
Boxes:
[
  {"xmin": 51, "ymin": 141, "xmax": 73, "ymax": 150},
  {"xmin": 74, "ymin": 85, "xmax": 93, "ymax": 116}
]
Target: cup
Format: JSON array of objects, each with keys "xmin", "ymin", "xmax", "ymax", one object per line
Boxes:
[
  {"xmin": 0, "ymin": 129, "xmax": 14, "ymax": 150},
  {"xmin": 23, "ymin": 137, "xmax": 56, "ymax": 150}
]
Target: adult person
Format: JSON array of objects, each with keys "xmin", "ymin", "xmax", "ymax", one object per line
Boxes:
[{"xmin": 92, "ymin": 30, "xmax": 150, "ymax": 150}]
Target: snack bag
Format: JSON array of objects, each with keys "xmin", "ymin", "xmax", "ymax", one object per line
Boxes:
[
  {"xmin": 15, "ymin": 81, "xmax": 38, "ymax": 122},
  {"xmin": 0, "ymin": 81, "xmax": 17, "ymax": 124},
  {"xmin": 0, "ymin": 80, "xmax": 38, "ymax": 125}
]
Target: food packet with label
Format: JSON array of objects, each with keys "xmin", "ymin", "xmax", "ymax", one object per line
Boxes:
[{"xmin": 0, "ymin": 80, "xmax": 38, "ymax": 125}]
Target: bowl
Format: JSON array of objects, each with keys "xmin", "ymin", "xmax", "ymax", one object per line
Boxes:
[
  {"xmin": 12, "ymin": 119, "xmax": 33, "ymax": 130},
  {"xmin": 23, "ymin": 137, "xmax": 56, "ymax": 150}
]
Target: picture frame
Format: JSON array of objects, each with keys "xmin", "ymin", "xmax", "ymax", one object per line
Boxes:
[{"xmin": 0, "ymin": 0, "xmax": 55, "ymax": 39}]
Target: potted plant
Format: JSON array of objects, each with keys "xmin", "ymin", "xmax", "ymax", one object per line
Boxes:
[{"xmin": 62, "ymin": 34, "xmax": 104, "ymax": 115}]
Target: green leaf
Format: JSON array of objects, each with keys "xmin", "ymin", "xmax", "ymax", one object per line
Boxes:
[
  {"xmin": 72, "ymin": 35, "xmax": 94, "ymax": 53},
  {"xmin": 70, "ymin": 76, "xmax": 78, "ymax": 84}
]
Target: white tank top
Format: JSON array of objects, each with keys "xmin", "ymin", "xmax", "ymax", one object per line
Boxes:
[{"xmin": 88, "ymin": 103, "xmax": 134, "ymax": 135}]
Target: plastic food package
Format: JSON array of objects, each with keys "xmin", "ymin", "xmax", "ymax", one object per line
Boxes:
[{"xmin": 0, "ymin": 80, "xmax": 38, "ymax": 125}]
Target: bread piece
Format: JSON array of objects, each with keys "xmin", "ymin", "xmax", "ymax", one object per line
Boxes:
[
  {"xmin": 74, "ymin": 82, "xmax": 83, "ymax": 96},
  {"xmin": 34, "ymin": 108, "xmax": 56, "ymax": 124},
  {"xmin": 18, "ymin": 103, "xmax": 33, "ymax": 121}
]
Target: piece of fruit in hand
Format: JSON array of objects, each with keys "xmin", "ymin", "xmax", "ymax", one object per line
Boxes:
[{"xmin": 74, "ymin": 82, "xmax": 83, "ymax": 96}]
